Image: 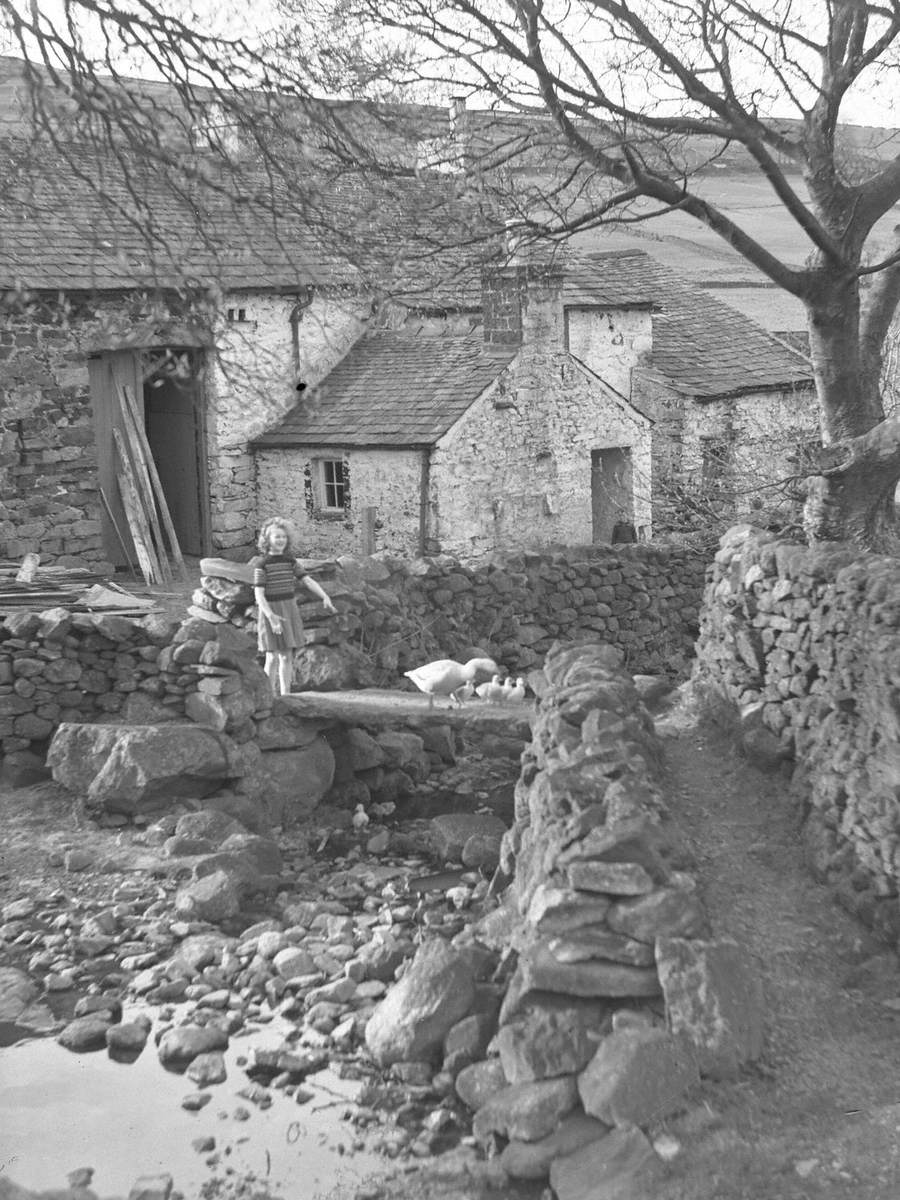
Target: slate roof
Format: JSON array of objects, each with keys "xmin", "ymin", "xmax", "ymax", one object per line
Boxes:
[
  {"xmin": 253, "ymin": 332, "xmax": 518, "ymax": 448},
  {"xmin": 258, "ymin": 247, "xmax": 813, "ymax": 451},
  {"xmin": 564, "ymin": 250, "xmax": 812, "ymax": 398},
  {"xmin": 0, "ymin": 135, "xmax": 501, "ymax": 297}
]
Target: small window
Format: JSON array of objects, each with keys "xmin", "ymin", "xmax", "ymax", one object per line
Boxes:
[
  {"xmin": 700, "ymin": 435, "xmax": 732, "ymax": 491},
  {"xmin": 318, "ymin": 458, "xmax": 346, "ymax": 510}
]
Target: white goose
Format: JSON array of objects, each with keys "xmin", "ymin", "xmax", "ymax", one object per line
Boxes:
[
  {"xmin": 508, "ymin": 677, "xmax": 527, "ymax": 704},
  {"xmin": 403, "ymin": 657, "xmax": 499, "ymax": 707}
]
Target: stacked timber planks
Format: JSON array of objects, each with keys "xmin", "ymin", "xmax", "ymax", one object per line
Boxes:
[
  {"xmin": 112, "ymin": 384, "xmax": 186, "ymax": 586},
  {"xmin": 0, "ymin": 561, "xmax": 157, "ymax": 616}
]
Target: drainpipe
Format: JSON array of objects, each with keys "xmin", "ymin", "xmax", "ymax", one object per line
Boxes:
[
  {"xmin": 418, "ymin": 449, "xmax": 431, "ymax": 555},
  {"xmin": 289, "ymin": 285, "xmax": 315, "ymax": 377}
]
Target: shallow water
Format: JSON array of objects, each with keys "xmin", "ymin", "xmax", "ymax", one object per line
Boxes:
[{"xmin": 0, "ymin": 1014, "xmax": 384, "ymax": 1199}]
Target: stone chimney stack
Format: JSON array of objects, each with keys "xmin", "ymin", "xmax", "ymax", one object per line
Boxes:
[{"xmin": 482, "ymin": 235, "xmax": 564, "ymax": 347}]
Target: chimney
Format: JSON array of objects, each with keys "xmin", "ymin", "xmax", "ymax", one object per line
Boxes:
[{"xmin": 482, "ymin": 239, "xmax": 564, "ymax": 347}]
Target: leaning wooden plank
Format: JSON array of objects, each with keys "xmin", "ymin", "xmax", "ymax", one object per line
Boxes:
[
  {"xmin": 116, "ymin": 468, "xmax": 158, "ymax": 585},
  {"xmin": 114, "ymin": 428, "xmax": 160, "ymax": 585},
  {"xmin": 116, "ymin": 385, "xmax": 172, "ymax": 583},
  {"xmin": 120, "ymin": 384, "xmax": 187, "ymax": 580},
  {"xmin": 99, "ymin": 484, "xmax": 136, "ymax": 579}
]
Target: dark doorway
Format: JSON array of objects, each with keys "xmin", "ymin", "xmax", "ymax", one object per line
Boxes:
[
  {"xmin": 142, "ymin": 347, "xmax": 207, "ymax": 556},
  {"xmin": 591, "ymin": 447, "xmax": 634, "ymax": 544}
]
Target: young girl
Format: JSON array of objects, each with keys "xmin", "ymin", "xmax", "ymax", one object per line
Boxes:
[{"xmin": 252, "ymin": 517, "xmax": 337, "ymax": 696}]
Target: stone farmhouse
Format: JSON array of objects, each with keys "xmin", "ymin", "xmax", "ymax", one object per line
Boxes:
[
  {"xmin": 0, "ymin": 56, "xmax": 817, "ymax": 568},
  {"xmin": 253, "ymin": 250, "xmax": 815, "ymax": 560}
]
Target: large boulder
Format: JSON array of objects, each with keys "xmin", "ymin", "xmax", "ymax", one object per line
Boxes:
[
  {"xmin": 238, "ymin": 737, "xmax": 335, "ymax": 828},
  {"xmin": 365, "ymin": 938, "xmax": 476, "ymax": 1066},
  {"xmin": 47, "ymin": 724, "xmax": 249, "ymax": 814}
]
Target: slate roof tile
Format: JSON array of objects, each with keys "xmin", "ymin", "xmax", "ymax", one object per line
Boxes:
[{"xmin": 254, "ymin": 332, "xmax": 517, "ymax": 447}]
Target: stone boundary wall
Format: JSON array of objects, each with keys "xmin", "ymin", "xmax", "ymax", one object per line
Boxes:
[
  {"xmin": 1, "ymin": 543, "xmax": 705, "ymax": 776},
  {"xmin": 196, "ymin": 542, "xmax": 705, "ymax": 682},
  {"xmin": 363, "ymin": 640, "xmax": 764, "ymax": 1189},
  {"xmin": 691, "ymin": 524, "xmax": 900, "ymax": 947}
]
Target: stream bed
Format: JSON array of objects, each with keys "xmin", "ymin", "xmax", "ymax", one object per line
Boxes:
[{"xmin": 0, "ymin": 1010, "xmax": 384, "ymax": 1199}]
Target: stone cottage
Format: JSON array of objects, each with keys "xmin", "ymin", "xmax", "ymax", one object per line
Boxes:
[
  {"xmin": 253, "ymin": 260, "xmax": 654, "ymax": 559},
  {"xmin": 253, "ymin": 249, "xmax": 816, "ymax": 558}
]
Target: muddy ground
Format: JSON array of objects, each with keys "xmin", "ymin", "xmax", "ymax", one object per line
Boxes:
[{"xmin": 3, "ymin": 692, "xmax": 900, "ymax": 1200}]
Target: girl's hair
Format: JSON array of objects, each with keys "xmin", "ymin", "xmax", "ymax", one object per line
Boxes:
[{"xmin": 257, "ymin": 517, "xmax": 299, "ymax": 556}]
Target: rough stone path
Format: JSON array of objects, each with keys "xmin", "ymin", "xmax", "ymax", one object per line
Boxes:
[{"xmin": 649, "ymin": 701, "xmax": 900, "ymax": 1200}]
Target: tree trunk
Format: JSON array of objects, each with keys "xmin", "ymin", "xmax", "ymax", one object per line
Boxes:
[
  {"xmin": 803, "ymin": 417, "xmax": 900, "ymax": 550},
  {"xmin": 807, "ymin": 284, "xmax": 883, "ymax": 441}
]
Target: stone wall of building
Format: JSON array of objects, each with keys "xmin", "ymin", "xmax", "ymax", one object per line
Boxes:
[
  {"xmin": 431, "ymin": 354, "xmax": 652, "ymax": 560},
  {"xmin": 209, "ymin": 294, "xmax": 368, "ymax": 557},
  {"xmin": 254, "ymin": 446, "xmax": 426, "ymax": 560},
  {"xmin": 692, "ymin": 524, "xmax": 900, "ymax": 947},
  {"xmin": 0, "ymin": 290, "xmax": 368, "ymax": 566},
  {"xmin": 0, "ymin": 300, "xmax": 111, "ymax": 567}
]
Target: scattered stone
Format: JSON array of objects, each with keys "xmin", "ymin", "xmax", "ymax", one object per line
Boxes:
[
  {"xmin": 656, "ymin": 936, "xmax": 764, "ymax": 1080},
  {"xmin": 0, "ymin": 967, "xmax": 39, "ymax": 1021},
  {"xmin": 157, "ymin": 1024, "xmax": 229, "ymax": 1069},
  {"xmin": 549, "ymin": 1125, "xmax": 664, "ymax": 1200},
  {"xmin": 461, "ymin": 834, "xmax": 502, "ymax": 873},
  {"xmin": 193, "ymin": 1137, "xmax": 216, "ymax": 1154},
  {"xmin": 181, "ymin": 1093, "xmax": 213, "ymax": 1112},
  {"xmin": 74, "ymin": 994, "xmax": 123, "ymax": 1021},
  {"xmin": 107, "ymin": 1021, "xmax": 152, "ymax": 1056},
  {"xmin": 472, "ymin": 1075, "xmax": 578, "ymax": 1144},
  {"xmin": 64, "ymin": 849, "xmax": 93, "ymax": 872},
  {"xmin": 2, "ymin": 898, "xmax": 36, "ymax": 921},
  {"xmin": 67, "ymin": 1167, "xmax": 95, "ymax": 1188},
  {"xmin": 57, "ymin": 1015, "xmax": 113, "ymax": 1052},
  {"xmin": 174, "ymin": 871, "xmax": 240, "ymax": 923},
  {"xmin": 652, "ymin": 1133, "xmax": 682, "ymax": 1161},
  {"xmin": 273, "ymin": 946, "xmax": 316, "ymax": 979},
  {"xmin": 127, "ymin": 1173, "xmax": 174, "ymax": 1200},
  {"xmin": 429, "ymin": 813, "xmax": 507, "ymax": 862},
  {"xmin": 578, "ymin": 1026, "xmax": 698, "ymax": 1126},
  {"xmin": 187, "ymin": 1051, "xmax": 227, "ymax": 1086},
  {"xmin": 365, "ymin": 939, "xmax": 476, "ymax": 1067}
]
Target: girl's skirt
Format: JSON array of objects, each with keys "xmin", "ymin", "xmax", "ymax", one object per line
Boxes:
[{"xmin": 257, "ymin": 598, "xmax": 304, "ymax": 654}]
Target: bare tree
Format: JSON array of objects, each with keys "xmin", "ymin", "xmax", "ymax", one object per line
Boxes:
[{"xmin": 288, "ymin": 0, "xmax": 900, "ymax": 549}]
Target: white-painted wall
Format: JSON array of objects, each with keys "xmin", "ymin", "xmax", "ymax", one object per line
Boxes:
[
  {"xmin": 565, "ymin": 307, "xmax": 653, "ymax": 399},
  {"xmin": 204, "ymin": 292, "xmax": 369, "ymax": 552},
  {"xmin": 255, "ymin": 446, "xmax": 425, "ymax": 558}
]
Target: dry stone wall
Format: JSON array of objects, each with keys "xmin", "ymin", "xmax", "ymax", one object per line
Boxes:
[
  {"xmin": 194, "ymin": 542, "xmax": 705, "ymax": 683},
  {"xmin": 691, "ymin": 524, "xmax": 900, "ymax": 947},
  {"xmin": 361, "ymin": 640, "xmax": 764, "ymax": 1190},
  {"xmin": 2, "ymin": 543, "xmax": 704, "ymax": 782}
]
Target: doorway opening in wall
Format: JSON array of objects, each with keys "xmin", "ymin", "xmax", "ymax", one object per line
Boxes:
[
  {"xmin": 591, "ymin": 446, "xmax": 635, "ymax": 544},
  {"xmin": 141, "ymin": 347, "xmax": 209, "ymax": 558},
  {"xmin": 90, "ymin": 346, "xmax": 210, "ymax": 569}
]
